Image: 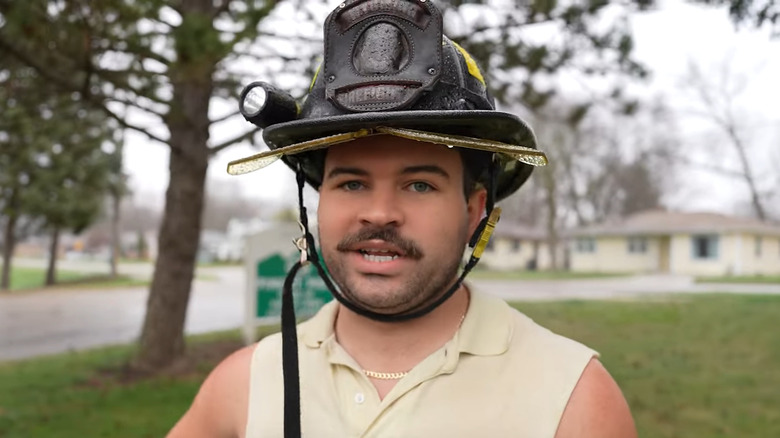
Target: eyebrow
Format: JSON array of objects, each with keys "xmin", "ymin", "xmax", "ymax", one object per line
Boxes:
[
  {"xmin": 325, "ymin": 165, "xmax": 451, "ymax": 180},
  {"xmin": 325, "ymin": 167, "xmax": 369, "ymax": 180},
  {"xmin": 401, "ymin": 165, "xmax": 450, "ymax": 180}
]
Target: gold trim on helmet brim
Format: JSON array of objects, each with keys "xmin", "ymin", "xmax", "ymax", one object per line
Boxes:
[{"xmin": 226, "ymin": 126, "xmax": 548, "ymax": 176}]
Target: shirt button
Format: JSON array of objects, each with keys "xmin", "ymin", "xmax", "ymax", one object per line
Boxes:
[{"xmin": 354, "ymin": 392, "xmax": 365, "ymax": 404}]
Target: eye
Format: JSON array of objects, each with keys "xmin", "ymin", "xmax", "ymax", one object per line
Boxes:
[
  {"xmin": 340, "ymin": 180, "xmax": 365, "ymax": 191},
  {"xmin": 408, "ymin": 181, "xmax": 434, "ymax": 193}
]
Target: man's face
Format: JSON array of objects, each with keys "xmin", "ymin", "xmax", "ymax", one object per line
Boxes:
[{"xmin": 317, "ymin": 135, "xmax": 486, "ymax": 315}]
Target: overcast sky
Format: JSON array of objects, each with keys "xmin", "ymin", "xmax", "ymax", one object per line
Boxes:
[{"xmin": 123, "ymin": 0, "xmax": 780, "ymax": 215}]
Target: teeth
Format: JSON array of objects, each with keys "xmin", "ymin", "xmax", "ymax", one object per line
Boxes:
[{"xmin": 363, "ymin": 254, "xmax": 399, "ymax": 263}]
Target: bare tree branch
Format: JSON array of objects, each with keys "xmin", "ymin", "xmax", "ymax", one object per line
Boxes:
[
  {"xmin": 105, "ymin": 97, "xmax": 167, "ymax": 121},
  {"xmin": 106, "ymin": 42, "xmax": 174, "ymax": 67},
  {"xmin": 91, "ymin": 68, "xmax": 171, "ymax": 107},
  {"xmin": 256, "ymin": 30, "xmax": 322, "ymax": 44},
  {"xmin": 210, "ymin": 110, "xmax": 242, "ymax": 125},
  {"xmin": 683, "ymin": 59, "xmax": 769, "ymax": 220},
  {"xmin": 0, "ymin": 37, "xmax": 171, "ymax": 147},
  {"xmin": 208, "ymin": 127, "xmax": 261, "ymax": 155},
  {"xmin": 661, "ymin": 152, "xmax": 746, "ymax": 179}
]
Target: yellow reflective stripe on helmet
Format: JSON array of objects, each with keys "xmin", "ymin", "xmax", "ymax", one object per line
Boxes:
[{"xmin": 451, "ymin": 42, "xmax": 485, "ymax": 86}]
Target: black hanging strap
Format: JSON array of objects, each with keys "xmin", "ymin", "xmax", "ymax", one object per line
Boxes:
[
  {"xmin": 280, "ymin": 165, "xmax": 313, "ymax": 438},
  {"xmin": 282, "ymin": 260, "xmax": 303, "ymax": 438}
]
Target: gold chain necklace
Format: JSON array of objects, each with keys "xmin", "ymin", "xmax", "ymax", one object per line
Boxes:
[
  {"xmin": 362, "ymin": 306, "xmax": 468, "ymax": 381},
  {"xmin": 362, "ymin": 369, "xmax": 409, "ymax": 380}
]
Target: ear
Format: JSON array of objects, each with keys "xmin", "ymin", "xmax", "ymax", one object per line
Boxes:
[{"xmin": 466, "ymin": 188, "xmax": 487, "ymax": 237}]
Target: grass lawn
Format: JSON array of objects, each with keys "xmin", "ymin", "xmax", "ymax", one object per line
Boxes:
[
  {"xmin": 468, "ymin": 268, "xmax": 626, "ymax": 280},
  {"xmin": 3, "ymin": 267, "xmax": 147, "ymax": 292},
  {"xmin": 515, "ymin": 295, "xmax": 780, "ymax": 438},
  {"xmin": 696, "ymin": 275, "xmax": 780, "ymax": 284},
  {"xmin": 0, "ymin": 295, "xmax": 778, "ymax": 437}
]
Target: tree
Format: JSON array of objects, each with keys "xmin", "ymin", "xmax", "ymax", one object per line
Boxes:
[
  {"xmin": 32, "ymin": 126, "xmax": 122, "ymax": 286},
  {"xmin": 106, "ymin": 145, "xmax": 129, "ymax": 278},
  {"xmin": 677, "ymin": 59, "xmax": 775, "ymax": 220},
  {"xmin": 0, "ymin": 55, "xmax": 121, "ymax": 288},
  {"xmin": 498, "ymin": 96, "xmax": 677, "ymax": 269},
  {"xmin": 202, "ymin": 179, "xmax": 262, "ymax": 231},
  {"xmin": 440, "ymin": 0, "xmax": 651, "ymax": 112},
  {"xmin": 696, "ymin": 0, "xmax": 779, "ymax": 35},
  {"xmin": 0, "ymin": 0, "xmax": 322, "ymax": 370}
]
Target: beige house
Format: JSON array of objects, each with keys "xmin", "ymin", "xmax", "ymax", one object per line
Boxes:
[
  {"xmin": 479, "ymin": 222, "xmax": 558, "ymax": 271},
  {"xmin": 567, "ymin": 210, "xmax": 780, "ymax": 276}
]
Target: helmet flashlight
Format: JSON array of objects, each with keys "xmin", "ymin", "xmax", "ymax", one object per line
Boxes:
[{"xmin": 239, "ymin": 82, "xmax": 298, "ymax": 128}]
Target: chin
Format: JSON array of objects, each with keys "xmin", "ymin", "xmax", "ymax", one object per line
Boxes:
[{"xmin": 342, "ymin": 277, "xmax": 420, "ymax": 313}]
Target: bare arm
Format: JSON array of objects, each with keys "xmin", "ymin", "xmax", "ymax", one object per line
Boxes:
[
  {"xmin": 555, "ymin": 358, "xmax": 637, "ymax": 438},
  {"xmin": 166, "ymin": 345, "xmax": 255, "ymax": 438}
]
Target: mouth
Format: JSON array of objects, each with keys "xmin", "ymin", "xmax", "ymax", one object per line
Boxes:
[{"xmin": 357, "ymin": 248, "xmax": 401, "ymax": 263}]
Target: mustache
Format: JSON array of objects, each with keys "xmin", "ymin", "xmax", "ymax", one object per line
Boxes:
[{"xmin": 336, "ymin": 227, "xmax": 423, "ymax": 260}]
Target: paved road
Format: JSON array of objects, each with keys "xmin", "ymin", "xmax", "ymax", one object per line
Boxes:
[
  {"xmin": 0, "ymin": 261, "xmax": 243, "ymax": 362},
  {"xmin": 2, "ymin": 260, "xmax": 779, "ymax": 362},
  {"xmin": 474, "ymin": 274, "xmax": 780, "ymax": 301}
]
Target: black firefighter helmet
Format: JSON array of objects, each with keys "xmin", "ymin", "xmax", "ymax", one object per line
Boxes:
[{"xmin": 228, "ymin": 0, "xmax": 547, "ymax": 201}]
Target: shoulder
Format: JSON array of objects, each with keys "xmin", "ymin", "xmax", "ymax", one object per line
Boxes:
[
  {"xmin": 166, "ymin": 344, "xmax": 257, "ymax": 438},
  {"xmin": 555, "ymin": 358, "xmax": 637, "ymax": 438},
  {"xmin": 506, "ymin": 305, "xmax": 597, "ymax": 365}
]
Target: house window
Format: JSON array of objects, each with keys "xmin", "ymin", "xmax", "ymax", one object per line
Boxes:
[
  {"xmin": 691, "ymin": 235, "xmax": 719, "ymax": 260},
  {"xmin": 755, "ymin": 237, "xmax": 762, "ymax": 257},
  {"xmin": 512, "ymin": 240, "xmax": 521, "ymax": 251},
  {"xmin": 576, "ymin": 237, "xmax": 596, "ymax": 253},
  {"xmin": 628, "ymin": 237, "xmax": 648, "ymax": 254}
]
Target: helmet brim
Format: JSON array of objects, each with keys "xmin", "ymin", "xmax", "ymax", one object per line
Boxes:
[
  {"xmin": 265, "ymin": 110, "xmax": 536, "ymax": 149},
  {"xmin": 226, "ymin": 110, "xmax": 542, "ymax": 201}
]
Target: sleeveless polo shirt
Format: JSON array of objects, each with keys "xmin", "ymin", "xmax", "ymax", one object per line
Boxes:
[{"xmin": 245, "ymin": 290, "xmax": 597, "ymax": 437}]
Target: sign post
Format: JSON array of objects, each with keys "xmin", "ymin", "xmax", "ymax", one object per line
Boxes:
[
  {"xmin": 243, "ymin": 224, "xmax": 332, "ymax": 345},
  {"xmin": 255, "ymin": 252, "xmax": 332, "ymax": 319}
]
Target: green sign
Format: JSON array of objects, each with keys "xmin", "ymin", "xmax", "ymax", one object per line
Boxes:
[{"xmin": 256, "ymin": 253, "xmax": 333, "ymax": 318}]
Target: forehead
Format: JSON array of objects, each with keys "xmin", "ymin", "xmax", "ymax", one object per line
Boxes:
[{"xmin": 323, "ymin": 135, "xmax": 463, "ymax": 173}]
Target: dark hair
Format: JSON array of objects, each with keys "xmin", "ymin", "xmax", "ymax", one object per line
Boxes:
[{"xmin": 459, "ymin": 149, "xmax": 491, "ymax": 199}]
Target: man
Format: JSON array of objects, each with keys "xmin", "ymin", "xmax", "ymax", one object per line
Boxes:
[{"xmin": 169, "ymin": 1, "xmax": 637, "ymax": 437}]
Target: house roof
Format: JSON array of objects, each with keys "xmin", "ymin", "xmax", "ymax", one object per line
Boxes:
[
  {"xmin": 567, "ymin": 209, "xmax": 780, "ymax": 237},
  {"xmin": 493, "ymin": 221, "xmax": 547, "ymax": 241}
]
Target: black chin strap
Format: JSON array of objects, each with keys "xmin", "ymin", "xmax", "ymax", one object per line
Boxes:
[{"xmin": 282, "ymin": 159, "xmax": 500, "ymax": 438}]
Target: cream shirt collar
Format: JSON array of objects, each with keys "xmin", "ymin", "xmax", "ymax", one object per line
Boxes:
[{"xmin": 299, "ymin": 287, "xmax": 512, "ymax": 357}]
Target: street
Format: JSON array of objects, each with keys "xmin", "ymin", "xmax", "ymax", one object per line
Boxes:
[
  {"xmin": 1, "ymin": 260, "xmax": 779, "ymax": 362},
  {"xmin": 0, "ymin": 261, "xmax": 243, "ymax": 362}
]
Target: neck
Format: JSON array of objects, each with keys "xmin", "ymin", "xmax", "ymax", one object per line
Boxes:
[{"xmin": 334, "ymin": 285, "xmax": 470, "ymax": 374}]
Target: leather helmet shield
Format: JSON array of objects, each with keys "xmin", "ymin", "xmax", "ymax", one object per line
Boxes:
[{"xmin": 324, "ymin": 0, "xmax": 443, "ymax": 112}]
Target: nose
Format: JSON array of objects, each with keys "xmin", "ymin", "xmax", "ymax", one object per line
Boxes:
[{"xmin": 357, "ymin": 186, "xmax": 404, "ymax": 228}]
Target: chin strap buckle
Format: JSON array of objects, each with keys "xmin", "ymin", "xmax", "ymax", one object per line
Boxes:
[
  {"xmin": 471, "ymin": 207, "xmax": 502, "ymax": 259},
  {"xmin": 293, "ymin": 221, "xmax": 310, "ymax": 266}
]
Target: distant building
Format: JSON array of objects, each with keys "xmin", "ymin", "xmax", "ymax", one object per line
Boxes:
[
  {"xmin": 213, "ymin": 218, "xmax": 273, "ymax": 262},
  {"xmin": 567, "ymin": 210, "xmax": 780, "ymax": 276},
  {"xmin": 478, "ymin": 221, "xmax": 559, "ymax": 271}
]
